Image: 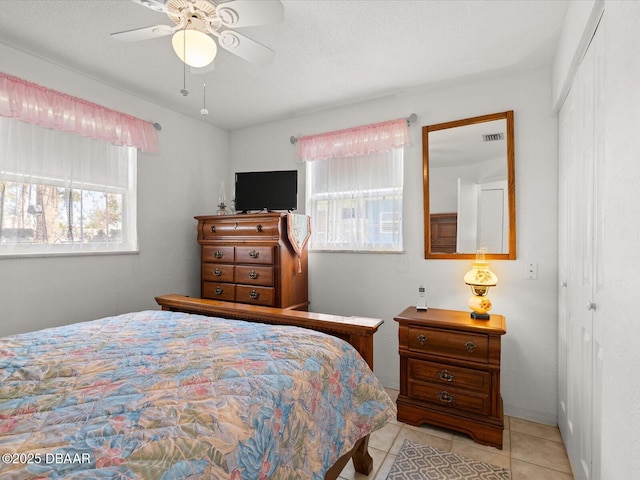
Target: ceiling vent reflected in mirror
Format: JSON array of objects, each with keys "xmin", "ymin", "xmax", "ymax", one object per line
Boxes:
[{"xmin": 482, "ymin": 132, "xmax": 504, "ymax": 142}]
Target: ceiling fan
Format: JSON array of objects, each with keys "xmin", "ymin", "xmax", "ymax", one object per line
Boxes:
[{"xmin": 111, "ymin": 0, "xmax": 284, "ymax": 68}]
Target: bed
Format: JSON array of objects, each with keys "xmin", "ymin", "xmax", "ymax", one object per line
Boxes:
[{"xmin": 0, "ymin": 295, "xmax": 396, "ymax": 479}]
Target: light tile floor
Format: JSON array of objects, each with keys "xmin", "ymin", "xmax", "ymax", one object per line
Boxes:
[{"xmin": 338, "ymin": 389, "xmax": 575, "ymax": 480}]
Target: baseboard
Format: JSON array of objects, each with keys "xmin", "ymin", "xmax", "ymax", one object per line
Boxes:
[{"xmin": 504, "ymin": 404, "xmax": 558, "ymax": 426}]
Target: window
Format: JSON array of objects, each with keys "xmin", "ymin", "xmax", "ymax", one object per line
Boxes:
[
  {"xmin": 0, "ymin": 117, "xmax": 137, "ymax": 256},
  {"xmin": 298, "ymin": 117, "xmax": 408, "ymax": 252},
  {"xmin": 306, "ymin": 149, "xmax": 404, "ymax": 251}
]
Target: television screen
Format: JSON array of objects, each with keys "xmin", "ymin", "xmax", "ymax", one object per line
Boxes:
[{"xmin": 234, "ymin": 170, "xmax": 298, "ymax": 212}]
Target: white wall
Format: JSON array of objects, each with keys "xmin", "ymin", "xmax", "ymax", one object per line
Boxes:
[
  {"xmin": 0, "ymin": 44, "xmax": 228, "ymax": 337},
  {"xmin": 600, "ymin": 2, "xmax": 640, "ymax": 478},
  {"xmin": 230, "ymin": 66, "xmax": 560, "ymax": 425}
]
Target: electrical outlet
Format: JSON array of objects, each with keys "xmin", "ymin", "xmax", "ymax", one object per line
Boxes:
[{"xmin": 525, "ymin": 262, "xmax": 538, "ymax": 280}]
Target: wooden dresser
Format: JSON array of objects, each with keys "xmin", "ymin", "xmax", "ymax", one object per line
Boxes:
[
  {"xmin": 395, "ymin": 307, "xmax": 506, "ymax": 448},
  {"xmin": 195, "ymin": 213, "xmax": 309, "ymax": 310},
  {"xmin": 430, "ymin": 213, "xmax": 457, "ymax": 254}
]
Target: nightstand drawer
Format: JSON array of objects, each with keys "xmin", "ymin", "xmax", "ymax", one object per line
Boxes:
[
  {"xmin": 408, "ymin": 381, "xmax": 490, "ymax": 415},
  {"xmin": 236, "ymin": 246, "xmax": 274, "ymax": 265},
  {"xmin": 408, "ymin": 326, "xmax": 489, "ymax": 363},
  {"xmin": 202, "ymin": 246, "xmax": 234, "ymax": 263},
  {"xmin": 234, "ymin": 265, "xmax": 275, "ymax": 286},
  {"xmin": 407, "ymin": 358, "xmax": 490, "ymax": 392},
  {"xmin": 202, "ymin": 282, "xmax": 235, "ymax": 301},
  {"xmin": 202, "ymin": 264, "xmax": 234, "ymax": 282},
  {"xmin": 236, "ymin": 285, "xmax": 275, "ymax": 306}
]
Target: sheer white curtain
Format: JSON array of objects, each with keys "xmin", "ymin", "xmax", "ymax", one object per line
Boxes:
[
  {"xmin": 302, "ymin": 119, "xmax": 408, "ymax": 252},
  {"xmin": 0, "ymin": 116, "xmax": 137, "ymax": 255}
]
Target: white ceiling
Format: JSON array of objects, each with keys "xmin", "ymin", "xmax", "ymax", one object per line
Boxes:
[{"xmin": 0, "ymin": 0, "xmax": 569, "ymax": 131}]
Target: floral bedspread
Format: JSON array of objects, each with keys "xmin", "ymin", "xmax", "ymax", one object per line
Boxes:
[{"xmin": 0, "ymin": 310, "xmax": 396, "ymax": 479}]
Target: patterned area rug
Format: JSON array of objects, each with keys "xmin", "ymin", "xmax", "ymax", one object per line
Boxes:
[{"xmin": 387, "ymin": 440, "xmax": 511, "ymax": 480}]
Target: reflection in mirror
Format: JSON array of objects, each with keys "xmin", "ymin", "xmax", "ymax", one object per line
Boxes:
[{"xmin": 423, "ymin": 111, "xmax": 515, "ymax": 259}]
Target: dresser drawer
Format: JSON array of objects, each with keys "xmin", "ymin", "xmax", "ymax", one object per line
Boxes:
[
  {"xmin": 407, "ymin": 358, "xmax": 490, "ymax": 392},
  {"xmin": 202, "ymin": 246, "xmax": 234, "ymax": 263},
  {"xmin": 236, "ymin": 285, "xmax": 275, "ymax": 306},
  {"xmin": 202, "ymin": 264, "xmax": 234, "ymax": 283},
  {"xmin": 236, "ymin": 246, "xmax": 274, "ymax": 265},
  {"xmin": 408, "ymin": 381, "xmax": 490, "ymax": 415},
  {"xmin": 200, "ymin": 219, "xmax": 279, "ymax": 240},
  {"xmin": 408, "ymin": 326, "xmax": 489, "ymax": 363},
  {"xmin": 202, "ymin": 282, "xmax": 235, "ymax": 301},
  {"xmin": 234, "ymin": 265, "xmax": 275, "ymax": 286}
]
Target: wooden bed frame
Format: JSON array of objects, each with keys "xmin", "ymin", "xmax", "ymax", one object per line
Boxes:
[{"xmin": 155, "ymin": 294, "xmax": 385, "ymax": 479}]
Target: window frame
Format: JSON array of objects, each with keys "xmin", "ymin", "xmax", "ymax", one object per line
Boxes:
[{"xmin": 0, "ymin": 121, "xmax": 138, "ymax": 258}]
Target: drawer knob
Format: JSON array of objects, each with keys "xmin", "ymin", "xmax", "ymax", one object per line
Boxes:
[
  {"xmin": 213, "ymin": 268, "xmax": 222, "ymax": 277},
  {"xmin": 417, "ymin": 334, "xmax": 428, "ymax": 345},
  {"xmin": 249, "ymin": 289, "xmax": 259, "ymax": 299},
  {"xmin": 437, "ymin": 391, "xmax": 455, "ymax": 403},
  {"xmin": 438, "ymin": 370, "xmax": 455, "ymax": 382},
  {"xmin": 214, "ymin": 287, "xmax": 223, "ymax": 295},
  {"xmin": 214, "ymin": 250, "xmax": 223, "ymax": 259},
  {"xmin": 256, "ymin": 224, "xmax": 263, "ymax": 233},
  {"xmin": 248, "ymin": 270, "xmax": 259, "ymax": 279},
  {"xmin": 465, "ymin": 341, "xmax": 477, "ymax": 353},
  {"xmin": 210, "ymin": 225, "xmax": 216, "ymax": 233},
  {"xmin": 249, "ymin": 250, "xmax": 260, "ymax": 258}
]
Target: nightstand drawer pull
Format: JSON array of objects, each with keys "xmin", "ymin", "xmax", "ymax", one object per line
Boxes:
[
  {"xmin": 210, "ymin": 225, "xmax": 216, "ymax": 233},
  {"xmin": 213, "ymin": 268, "xmax": 222, "ymax": 277},
  {"xmin": 249, "ymin": 250, "xmax": 260, "ymax": 258},
  {"xmin": 214, "ymin": 250, "xmax": 224, "ymax": 259},
  {"xmin": 465, "ymin": 341, "xmax": 477, "ymax": 353},
  {"xmin": 437, "ymin": 391, "xmax": 455, "ymax": 403},
  {"xmin": 249, "ymin": 289, "xmax": 259, "ymax": 299},
  {"xmin": 438, "ymin": 370, "xmax": 455, "ymax": 382},
  {"xmin": 214, "ymin": 287, "xmax": 223, "ymax": 295},
  {"xmin": 256, "ymin": 224, "xmax": 263, "ymax": 233},
  {"xmin": 417, "ymin": 334, "xmax": 428, "ymax": 345},
  {"xmin": 248, "ymin": 270, "xmax": 259, "ymax": 279}
]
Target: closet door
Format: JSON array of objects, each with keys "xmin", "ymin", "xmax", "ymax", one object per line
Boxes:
[
  {"xmin": 557, "ymin": 73, "xmax": 575, "ymax": 459},
  {"xmin": 558, "ymin": 21, "xmax": 604, "ymax": 480}
]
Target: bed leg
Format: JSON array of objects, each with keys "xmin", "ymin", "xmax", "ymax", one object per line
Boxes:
[
  {"xmin": 351, "ymin": 434, "xmax": 374, "ymax": 474},
  {"xmin": 324, "ymin": 434, "xmax": 373, "ymax": 480}
]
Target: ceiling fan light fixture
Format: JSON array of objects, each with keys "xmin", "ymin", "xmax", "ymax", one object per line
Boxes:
[{"xmin": 171, "ymin": 28, "xmax": 217, "ymax": 68}]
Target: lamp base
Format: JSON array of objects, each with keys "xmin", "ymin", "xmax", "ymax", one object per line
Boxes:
[{"xmin": 470, "ymin": 311, "xmax": 490, "ymax": 320}]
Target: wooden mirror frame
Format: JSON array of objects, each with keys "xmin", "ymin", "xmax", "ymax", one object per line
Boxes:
[{"xmin": 423, "ymin": 110, "xmax": 516, "ymax": 260}]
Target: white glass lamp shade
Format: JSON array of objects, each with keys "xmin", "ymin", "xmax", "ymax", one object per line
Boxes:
[
  {"xmin": 463, "ymin": 263, "xmax": 498, "ymax": 289},
  {"xmin": 172, "ymin": 29, "xmax": 217, "ymax": 68}
]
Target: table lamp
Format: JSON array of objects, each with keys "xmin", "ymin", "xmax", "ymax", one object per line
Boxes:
[{"xmin": 463, "ymin": 248, "xmax": 498, "ymax": 320}]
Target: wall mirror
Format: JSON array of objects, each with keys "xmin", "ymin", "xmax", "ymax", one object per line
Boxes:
[{"xmin": 423, "ymin": 111, "xmax": 516, "ymax": 259}]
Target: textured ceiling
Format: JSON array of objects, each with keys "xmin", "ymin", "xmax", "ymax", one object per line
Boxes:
[{"xmin": 0, "ymin": 0, "xmax": 569, "ymax": 131}]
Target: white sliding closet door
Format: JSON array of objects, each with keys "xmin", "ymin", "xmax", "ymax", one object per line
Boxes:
[{"xmin": 558, "ymin": 18, "xmax": 604, "ymax": 480}]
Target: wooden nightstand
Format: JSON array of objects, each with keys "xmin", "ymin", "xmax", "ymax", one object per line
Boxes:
[{"xmin": 394, "ymin": 307, "xmax": 506, "ymax": 448}]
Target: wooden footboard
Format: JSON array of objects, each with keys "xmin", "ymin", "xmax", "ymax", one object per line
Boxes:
[
  {"xmin": 155, "ymin": 294, "xmax": 382, "ymax": 477},
  {"xmin": 155, "ymin": 294, "xmax": 383, "ymax": 369}
]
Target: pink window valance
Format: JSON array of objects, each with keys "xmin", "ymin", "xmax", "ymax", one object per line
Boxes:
[
  {"xmin": 295, "ymin": 118, "xmax": 409, "ymax": 162},
  {"xmin": 0, "ymin": 72, "xmax": 158, "ymax": 152}
]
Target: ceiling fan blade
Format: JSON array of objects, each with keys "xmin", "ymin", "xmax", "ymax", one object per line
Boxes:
[
  {"xmin": 217, "ymin": 30, "xmax": 275, "ymax": 66},
  {"xmin": 131, "ymin": 0, "xmax": 170, "ymax": 13},
  {"xmin": 111, "ymin": 24, "xmax": 176, "ymax": 41},
  {"xmin": 216, "ymin": 0, "xmax": 284, "ymax": 28}
]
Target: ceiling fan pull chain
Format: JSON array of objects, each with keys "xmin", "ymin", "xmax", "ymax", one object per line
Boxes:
[
  {"xmin": 180, "ymin": 25, "xmax": 189, "ymax": 96},
  {"xmin": 201, "ymin": 76, "xmax": 208, "ymax": 115}
]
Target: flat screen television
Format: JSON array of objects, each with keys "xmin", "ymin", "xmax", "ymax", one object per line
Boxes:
[{"xmin": 234, "ymin": 170, "xmax": 298, "ymax": 212}]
